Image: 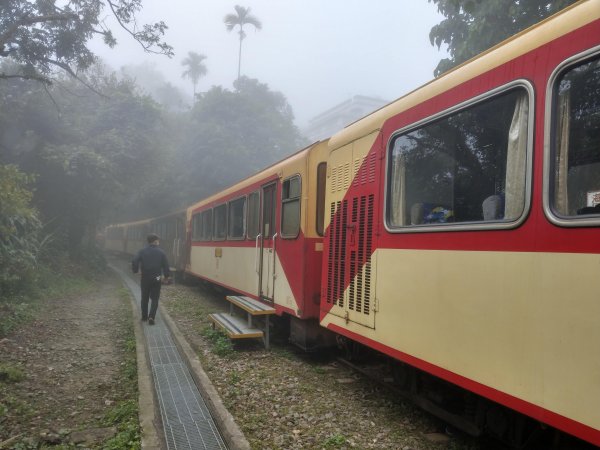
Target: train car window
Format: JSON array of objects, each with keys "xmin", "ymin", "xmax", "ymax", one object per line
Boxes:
[
  {"xmin": 281, "ymin": 176, "xmax": 301, "ymax": 238},
  {"xmin": 200, "ymin": 209, "xmax": 212, "ymax": 241},
  {"xmin": 247, "ymin": 191, "xmax": 260, "ymax": 239},
  {"xmin": 213, "ymin": 204, "xmax": 227, "ymax": 240},
  {"xmin": 387, "ymin": 86, "xmax": 530, "ymax": 230},
  {"xmin": 228, "ymin": 197, "xmax": 246, "ymax": 239},
  {"xmin": 316, "ymin": 163, "xmax": 327, "ymax": 236},
  {"xmin": 192, "ymin": 214, "xmax": 201, "ymax": 241},
  {"xmin": 262, "ymin": 183, "xmax": 276, "ymax": 239},
  {"xmin": 549, "ymin": 54, "xmax": 600, "ymax": 224}
]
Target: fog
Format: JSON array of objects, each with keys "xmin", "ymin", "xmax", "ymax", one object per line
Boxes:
[{"xmin": 89, "ymin": 0, "xmax": 447, "ymax": 127}]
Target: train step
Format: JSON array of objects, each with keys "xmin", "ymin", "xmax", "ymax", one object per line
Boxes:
[
  {"xmin": 208, "ymin": 312, "xmax": 264, "ymax": 339},
  {"xmin": 225, "ymin": 295, "xmax": 276, "ymax": 315}
]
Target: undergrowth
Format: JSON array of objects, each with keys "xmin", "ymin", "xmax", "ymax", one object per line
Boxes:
[
  {"xmin": 202, "ymin": 326, "xmax": 236, "ymax": 357},
  {"xmin": 0, "ymin": 252, "xmax": 106, "ymax": 337},
  {"xmin": 101, "ymin": 290, "xmax": 140, "ymax": 450}
]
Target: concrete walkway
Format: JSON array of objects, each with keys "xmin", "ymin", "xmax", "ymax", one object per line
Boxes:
[{"xmin": 111, "ymin": 265, "xmax": 250, "ymax": 450}]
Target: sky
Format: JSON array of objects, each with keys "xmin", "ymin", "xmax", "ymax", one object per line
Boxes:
[{"xmin": 90, "ymin": 1, "xmax": 448, "ymax": 128}]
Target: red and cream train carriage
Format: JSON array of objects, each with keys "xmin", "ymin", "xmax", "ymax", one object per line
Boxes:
[
  {"xmin": 185, "ymin": 140, "xmax": 331, "ymax": 347},
  {"xmin": 319, "ymin": 0, "xmax": 600, "ymax": 446}
]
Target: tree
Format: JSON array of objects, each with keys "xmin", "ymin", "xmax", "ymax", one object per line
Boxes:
[
  {"xmin": 181, "ymin": 51, "xmax": 208, "ymax": 98},
  {"xmin": 224, "ymin": 5, "xmax": 262, "ymax": 81},
  {"xmin": 428, "ymin": 0, "xmax": 577, "ymax": 76},
  {"xmin": 0, "ymin": 0, "xmax": 173, "ymax": 85},
  {"xmin": 0, "ymin": 164, "xmax": 41, "ymax": 291},
  {"xmin": 121, "ymin": 62, "xmax": 188, "ymax": 110},
  {"xmin": 0, "ymin": 62, "xmax": 170, "ymax": 254},
  {"xmin": 175, "ymin": 77, "xmax": 306, "ymax": 205}
]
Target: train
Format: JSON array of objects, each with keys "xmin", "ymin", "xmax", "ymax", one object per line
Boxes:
[{"xmin": 104, "ymin": 1, "xmax": 600, "ymax": 447}]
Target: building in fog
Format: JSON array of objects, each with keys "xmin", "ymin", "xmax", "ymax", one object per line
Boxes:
[{"xmin": 302, "ymin": 95, "xmax": 389, "ymax": 142}]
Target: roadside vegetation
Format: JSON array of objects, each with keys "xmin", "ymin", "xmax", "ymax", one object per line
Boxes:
[{"xmin": 0, "ymin": 275, "xmax": 140, "ymax": 449}]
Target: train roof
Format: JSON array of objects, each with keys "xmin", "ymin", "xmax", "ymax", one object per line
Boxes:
[
  {"xmin": 186, "ymin": 139, "xmax": 327, "ymax": 212},
  {"xmin": 329, "ymin": 0, "xmax": 600, "ymax": 150},
  {"xmin": 106, "ymin": 208, "xmax": 187, "ymax": 229}
]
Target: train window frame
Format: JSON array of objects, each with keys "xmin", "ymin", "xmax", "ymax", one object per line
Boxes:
[
  {"xmin": 543, "ymin": 47, "xmax": 600, "ymax": 227},
  {"xmin": 384, "ymin": 80, "xmax": 534, "ymax": 233},
  {"xmin": 212, "ymin": 204, "xmax": 227, "ymax": 241},
  {"xmin": 228, "ymin": 196, "xmax": 247, "ymax": 240},
  {"xmin": 281, "ymin": 174, "xmax": 301, "ymax": 239},
  {"xmin": 316, "ymin": 163, "xmax": 327, "ymax": 237},
  {"xmin": 191, "ymin": 213, "xmax": 201, "ymax": 241},
  {"xmin": 200, "ymin": 209, "xmax": 213, "ymax": 241},
  {"xmin": 246, "ymin": 191, "xmax": 260, "ymax": 240}
]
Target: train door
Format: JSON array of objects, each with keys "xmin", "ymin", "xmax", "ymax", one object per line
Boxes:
[
  {"xmin": 258, "ymin": 182, "xmax": 277, "ymax": 301},
  {"xmin": 173, "ymin": 216, "xmax": 185, "ymax": 270},
  {"xmin": 324, "ymin": 133, "xmax": 380, "ymax": 329}
]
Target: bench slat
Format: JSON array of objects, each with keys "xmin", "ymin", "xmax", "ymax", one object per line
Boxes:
[
  {"xmin": 225, "ymin": 295, "xmax": 276, "ymax": 315},
  {"xmin": 208, "ymin": 313, "xmax": 264, "ymax": 339}
]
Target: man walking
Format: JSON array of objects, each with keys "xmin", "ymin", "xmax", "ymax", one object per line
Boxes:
[{"xmin": 131, "ymin": 233, "xmax": 171, "ymax": 325}]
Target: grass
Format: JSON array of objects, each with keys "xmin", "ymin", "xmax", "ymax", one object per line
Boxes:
[
  {"xmin": 229, "ymin": 370, "xmax": 241, "ymax": 385},
  {"xmin": 0, "ymin": 363, "xmax": 25, "ymax": 383},
  {"xmin": 323, "ymin": 433, "xmax": 348, "ymax": 448},
  {"xmin": 102, "ymin": 400, "xmax": 140, "ymax": 450},
  {"xmin": 0, "ymin": 263, "xmax": 98, "ymax": 337},
  {"xmin": 100, "ymin": 287, "xmax": 140, "ymax": 450},
  {"xmin": 201, "ymin": 326, "xmax": 236, "ymax": 357}
]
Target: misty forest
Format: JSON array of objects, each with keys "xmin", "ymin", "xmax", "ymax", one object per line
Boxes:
[{"xmin": 0, "ymin": 0, "xmax": 577, "ymax": 314}]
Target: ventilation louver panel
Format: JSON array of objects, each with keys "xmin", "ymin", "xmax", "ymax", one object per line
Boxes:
[
  {"xmin": 348, "ymin": 194, "xmax": 374, "ymax": 315},
  {"xmin": 327, "ymin": 200, "xmax": 347, "ymax": 307},
  {"xmin": 327, "ymin": 195, "xmax": 374, "ymax": 316}
]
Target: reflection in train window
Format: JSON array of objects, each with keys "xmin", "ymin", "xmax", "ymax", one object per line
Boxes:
[
  {"xmin": 551, "ymin": 55, "xmax": 600, "ymax": 220},
  {"xmin": 247, "ymin": 191, "xmax": 260, "ymax": 239},
  {"xmin": 228, "ymin": 197, "xmax": 246, "ymax": 239},
  {"xmin": 213, "ymin": 204, "xmax": 227, "ymax": 240},
  {"xmin": 388, "ymin": 87, "xmax": 529, "ymax": 228},
  {"xmin": 282, "ymin": 175, "xmax": 301, "ymax": 238},
  {"xmin": 316, "ymin": 163, "xmax": 327, "ymax": 236},
  {"xmin": 199, "ymin": 209, "xmax": 213, "ymax": 241}
]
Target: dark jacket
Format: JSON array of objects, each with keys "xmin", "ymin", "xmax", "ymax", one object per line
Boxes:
[{"xmin": 132, "ymin": 244, "xmax": 171, "ymax": 281}]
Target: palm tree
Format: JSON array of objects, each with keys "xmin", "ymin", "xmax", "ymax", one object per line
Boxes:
[
  {"xmin": 224, "ymin": 5, "xmax": 262, "ymax": 81},
  {"xmin": 181, "ymin": 51, "xmax": 208, "ymax": 97}
]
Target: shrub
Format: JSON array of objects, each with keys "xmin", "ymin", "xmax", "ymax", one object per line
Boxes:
[{"xmin": 0, "ymin": 164, "xmax": 42, "ymax": 295}]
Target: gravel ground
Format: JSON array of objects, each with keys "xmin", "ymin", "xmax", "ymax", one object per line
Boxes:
[
  {"xmin": 0, "ymin": 272, "xmax": 139, "ymax": 449},
  {"xmin": 157, "ymin": 275, "xmax": 484, "ymax": 450}
]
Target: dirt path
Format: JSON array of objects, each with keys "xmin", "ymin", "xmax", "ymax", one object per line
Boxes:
[{"xmin": 0, "ymin": 272, "xmax": 137, "ymax": 449}]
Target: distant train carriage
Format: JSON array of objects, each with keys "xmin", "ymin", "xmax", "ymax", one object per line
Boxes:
[
  {"xmin": 185, "ymin": 140, "xmax": 330, "ymax": 347},
  {"xmin": 319, "ymin": 1, "xmax": 600, "ymax": 446},
  {"xmin": 149, "ymin": 210, "xmax": 187, "ymax": 273},
  {"xmin": 104, "ymin": 224, "xmax": 127, "ymax": 253},
  {"xmin": 123, "ymin": 219, "xmax": 150, "ymax": 256}
]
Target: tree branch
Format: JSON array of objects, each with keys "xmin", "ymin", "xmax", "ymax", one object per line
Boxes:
[
  {"xmin": 105, "ymin": 0, "xmax": 172, "ymax": 56},
  {"xmin": 0, "ymin": 73, "xmax": 51, "ymax": 84},
  {"xmin": 40, "ymin": 58, "xmax": 109, "ymax": 98},
  {"xmin": 0, "ymin": 12, "xmax": 78, "ymax": 49}
]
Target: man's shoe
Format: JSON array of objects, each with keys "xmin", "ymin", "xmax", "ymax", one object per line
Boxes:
[
  {"xmin": 148, "ymin": 318, "xmax": 155, "ymax": 325},
  {"xmin": 141, "ymin": 317, "xmax": 148, "ymax": 322}
]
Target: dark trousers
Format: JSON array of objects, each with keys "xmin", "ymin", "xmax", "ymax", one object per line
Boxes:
[{"xmin": 141, "ymin": 277, "xmax": 161, "ymax": 320}]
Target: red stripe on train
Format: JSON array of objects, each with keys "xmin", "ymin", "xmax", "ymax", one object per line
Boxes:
[{"xmin": 326, "ymin": 323, "xmax": 600, "ymax": 447}]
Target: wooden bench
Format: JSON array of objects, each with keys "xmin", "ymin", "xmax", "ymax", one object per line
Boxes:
[{"xmin": 208, "ymin": 295, "xmax": 276, "ymax": 349}]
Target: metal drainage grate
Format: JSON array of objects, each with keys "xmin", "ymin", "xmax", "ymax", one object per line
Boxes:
[
  {"xmin": 114, "ymin": 267, "xmax": 227, "ymax": 450},
  {"xmin": 145, "ymin": 322, "xmax": 227, "ymax": 450}
]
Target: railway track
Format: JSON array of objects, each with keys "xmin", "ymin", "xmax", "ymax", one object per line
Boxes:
[{"xmin": 336, "ymin": 356, "xmax": 598, "ymax": 450}]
